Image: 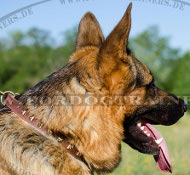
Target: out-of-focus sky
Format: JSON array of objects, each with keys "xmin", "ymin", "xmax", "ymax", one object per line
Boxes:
[{"xmin": 0, "ymin": 0, "xmax": 189, "ymax": 51}]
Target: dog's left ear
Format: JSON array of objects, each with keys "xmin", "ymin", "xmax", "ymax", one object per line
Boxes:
[
  {"xmin": 75, "ymin": 12, "xmax": 105, "ymax": 50},
  {"xmin": 100, "ymin": 3, "xmax": 132, "ymax": 56},
  {"xmin": 97, "ymin": 3, "xmax": 133, "ymax": 93}
]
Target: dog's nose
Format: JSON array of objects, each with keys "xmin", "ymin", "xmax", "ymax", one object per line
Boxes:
[{"xmin": 183, "ymin": 102, "xmax": 188, "ymax": 112}]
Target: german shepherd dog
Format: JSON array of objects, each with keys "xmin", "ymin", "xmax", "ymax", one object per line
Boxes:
[{"xmin": 0, "ymin": 3, "xmax": 187, "ymax": 175}]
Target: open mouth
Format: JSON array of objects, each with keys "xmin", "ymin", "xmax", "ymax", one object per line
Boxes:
[{"xmin": 123, "ymin": 118, "xmax": 172, "ymax": 173}]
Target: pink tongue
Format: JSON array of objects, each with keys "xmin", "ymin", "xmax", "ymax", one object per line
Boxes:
[{"xmin": 144, "ymin": 122, "xmax": 172, "ymax": 173}]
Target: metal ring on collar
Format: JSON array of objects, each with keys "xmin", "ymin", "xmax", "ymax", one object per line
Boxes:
[{"xmin": 0, "ymin": 91, "xmax": 16, "ymax": 105}]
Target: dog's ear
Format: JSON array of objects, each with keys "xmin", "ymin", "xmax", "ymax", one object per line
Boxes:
[
  {"xmin": 100, "ymin": 3, "xmax": 132, "ymax": 56},
  {"xmin": 97, "ymin": 3, "xmax": 133, "ymax": 93},
  {"xmin": 75, "ymin": 12, "xmax": 105, "ymax": 50}
]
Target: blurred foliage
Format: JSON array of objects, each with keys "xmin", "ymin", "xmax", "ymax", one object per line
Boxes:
[
  {"xmin": 0, "ymin": 27, "xmax": 77, "ymax": 92},
  {"xmin": 168, "ymin": 52, "xmax": 190, "ymax": 95},
  {"xmin": 130, "ymin": 26, "xmax": 180, "ymax": 92},
  {"xmin": 0, "ymin": 26, "xmax": 189, "ymax": 96}
]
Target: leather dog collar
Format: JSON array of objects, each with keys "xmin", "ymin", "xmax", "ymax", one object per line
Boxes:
[{"xmin": 3, "ymin": 93, "xmax": 84, "ymax": 163}]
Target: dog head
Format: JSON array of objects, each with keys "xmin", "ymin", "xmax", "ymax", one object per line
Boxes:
[{"xmin": 69, "ymin": 3, "xmax": 187, "ymax": 172}]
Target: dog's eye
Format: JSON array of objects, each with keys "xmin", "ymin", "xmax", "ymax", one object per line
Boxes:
[{"xmin": 147, "ymin": 81, "xmax": 157, "ymax": 95}]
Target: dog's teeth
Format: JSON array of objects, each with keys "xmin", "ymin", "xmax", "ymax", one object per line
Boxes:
[
  {"xmin": 144, "ymin": 131, "xmax": 147, "ymax": 134},
  {"xmin": 140, "ymin": 126, "xmax": 144, "ymax": 130},
  {"xmin": 147, "ymin": 134, "xmax": 151, "ymax": 137},
  {"xmin": 155, "ymin": 138, "xmax": 163, "ymax": 145},
  {"xmin": 137, "ymin": 122, "xmax": 142, "ymax": 127}
]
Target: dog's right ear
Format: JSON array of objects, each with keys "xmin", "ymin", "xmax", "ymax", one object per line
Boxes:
[{"xmin": 75, "ymin": 12, "xmax": 105, "ymax": 50}]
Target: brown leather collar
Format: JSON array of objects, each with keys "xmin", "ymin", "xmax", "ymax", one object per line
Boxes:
[{"xmin": 4, "ymin": 94, "xmax": 85, "ymax": 162}]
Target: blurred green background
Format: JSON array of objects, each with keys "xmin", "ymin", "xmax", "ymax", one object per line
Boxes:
[
  {"xmin": 0, "ymin": 26, "xmax": 189, "ymax": 174},
  {"xmin": 0, "ymin": 26, "xmax": 189, "ymax": 95}
]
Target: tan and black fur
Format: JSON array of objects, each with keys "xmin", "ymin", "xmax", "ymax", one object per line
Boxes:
[{"xmin": 0, "ymin": 3, "xmax": 186, "ymax": 175}]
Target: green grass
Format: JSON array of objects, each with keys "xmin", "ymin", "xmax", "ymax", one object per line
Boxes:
[{"xmin": 109, "ymin": 114, "xmax": 190, "ymax": 175}]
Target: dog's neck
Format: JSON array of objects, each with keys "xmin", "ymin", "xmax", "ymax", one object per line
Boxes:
[
  {"xmin": 16, "ymin": 62, "xmax": 125, "ymax": 172},
  {"xmin": 20, "ymin": 93, "xmax": 124, "ymax": 172}
]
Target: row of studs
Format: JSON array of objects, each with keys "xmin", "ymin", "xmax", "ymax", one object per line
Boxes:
[{"xmin": 24, "ymin": 111, "xmax": 82, "ymax": 157}]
